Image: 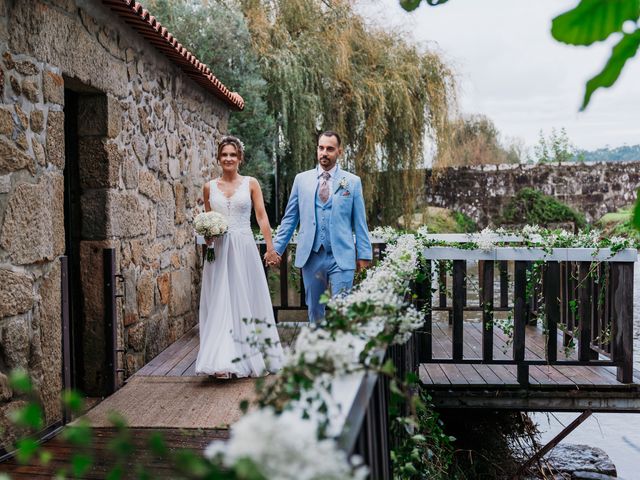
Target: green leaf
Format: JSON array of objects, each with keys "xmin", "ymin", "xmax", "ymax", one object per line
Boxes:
[
  {"xmin": 39, "ymin": 449, "xmax": 53, "ymax": 465},
  {"xmin": 633, "ymin": 192, "xmax": 640, "ymax": 231},
  {"xmin": 9, "ymin": 403, "xmax": 44, "ymax": 430},
  {"xmin": 106, "ymin": 465, "xmax": 123, "ymax": 480},
  {"xmin": 148, "ymin": 432, "xmax": 168, "ymax": 457},
  {"xmin": 71, "ymin": 453, "xmax": 93, "ymax": 477},
  {"xmin": 400, "ymin": 0, "xmax": 422, "ymax": 12},
  {"xmin": 239, "ymin": 399, "xmax": 250, "ymax": 414},
  {"xmin": 61, "ymin": 421, "xmax": 92, "ymax": 446},
  {"xmin": 581, "ymin": 30, "xmax": 640, "ymax": 109},
  {"xmin": 380, "ymin": 359, "xmax": 396, "ymax": 376},
  {"xmin": 9, "ymin": 369, "xmax": 32, "ymax": 394},
  {"xmin": 61, "ymin": 390, "xmax": 85, "ymax": 413},
  {"xmin": 552, "ymin": 0, "xmax": 640, "ymax": 46},
  {"xmin": 15, "ymin": 438, "xmax": 39, "ymax": 464}
]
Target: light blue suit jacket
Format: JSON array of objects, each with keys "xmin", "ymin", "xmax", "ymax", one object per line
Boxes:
[{"xmin": 274, "ymin": 166, "xmax": 373, "ymax": 270}]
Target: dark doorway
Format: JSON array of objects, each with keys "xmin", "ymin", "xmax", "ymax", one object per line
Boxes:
[{"xmin": 63, "ymin": 88, "xmax": 84, "ymax": 392}]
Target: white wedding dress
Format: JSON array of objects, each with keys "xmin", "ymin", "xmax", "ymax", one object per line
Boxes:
[{"xmin": 196, "ymin": 176, "xmax": 284, "ymax": 377}]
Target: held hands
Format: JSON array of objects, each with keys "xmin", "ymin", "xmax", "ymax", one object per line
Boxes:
[
  {"xmin": 356, "ymin": 259, "xmax": 371, "ymax": 273},
  {"xmin": 263, "ymin": 249, "xmax": 281, "ymax": 267}
]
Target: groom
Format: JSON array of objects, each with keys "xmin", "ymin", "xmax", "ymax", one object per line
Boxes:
[{"xmin": 268, "ymin": 131, "xmax": 372, "ymax": 324}]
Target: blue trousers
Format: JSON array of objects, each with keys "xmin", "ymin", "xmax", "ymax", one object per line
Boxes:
[{"xmin": 302, "ymin": 247, "xmax": 354, "ymax": 324}]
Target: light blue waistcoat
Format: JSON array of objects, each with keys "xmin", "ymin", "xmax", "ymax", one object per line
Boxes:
[{"xmin": 311, "ymin": 187, "xmax": 332, "ymax": 253}]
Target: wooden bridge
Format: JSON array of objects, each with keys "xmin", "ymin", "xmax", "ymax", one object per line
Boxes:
[{"xmin": 2, "ymin": 237, "xmax": 639, "ymax": 479}]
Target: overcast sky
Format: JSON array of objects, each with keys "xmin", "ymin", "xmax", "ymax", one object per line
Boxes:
[{"xmin": 356, "ymin": 0, "xmax": 640, "ymax": 152}]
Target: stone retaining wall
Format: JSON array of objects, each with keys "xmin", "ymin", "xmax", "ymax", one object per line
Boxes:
[
  {"xmin": 0, "ymin": 0, "xmax": 229, "ymax": 448},
  {"xmin": 424, "ymin": 161, "xmax": 640, "ymax": 228}
]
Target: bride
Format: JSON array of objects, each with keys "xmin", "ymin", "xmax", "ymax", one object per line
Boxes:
[{"xmin": 196, "ymin": 135, "xmax": 284, "ymax": 378}]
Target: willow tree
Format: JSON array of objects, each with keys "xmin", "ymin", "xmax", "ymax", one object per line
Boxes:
[{"xmin": 241, "ymin": 0, "xmax": 455, "ymax": 225}]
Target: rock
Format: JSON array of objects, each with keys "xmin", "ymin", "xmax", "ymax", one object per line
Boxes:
[
  {"xmin": 174, "ymin": 182, "xmax": 186, "ymax": 224},
  {"xmin": 81, "ymin": 190, "xmax": 148, "ymax": 239},
  {"xmin": 0, "ymin": 107, "xmax": 14, "ymax": 135},
  {"xmin": 15, "ymin": 131, "xmax": 29, "ymax": 151},
  {"xmin": 33, "ymin": 139, "xmax": 46, "ymax": 166},
  {"xmin": 157, "ymin": 272, "xmax": 170, "ymax": 305},
  {"xmin": 21, "ymin": 79, "xmax": 39, "ymax": 102},
  {"xmin": 0, "ymin": 269, "xmax": 34, "ymax": 317},
  {"xmin": 132, "ymin": 135, "xmax": 148, "ymax": 164},
  {"xmin": 157, "ymin": 182, "xmax": 175, "ymax": 236},
  {"xmin": 0, "ymin": 136, "xmax": 33, "ymax": 174},
  {"xmin": 144, "ymin": 314, "xmax": 169, "ymax": 360},
  {"xmin": 0, "ymin": 400, "xmax": 28, "ymax": 451},
  {"xmin": 2, "ymin": 51, "xmax": 14, "ymax": 70},
  {"xmin": 122, "ymin": 154, "xmax": 139, "ymax": 189},
  {"xmin": 43, "ymin": 71, "xmax": 64, "ymax": 105},
  {"xmin": 9, "ymin": 74, "xmax": 20, "ymax": 96},
  {"xmin": 15, "ymin": 105, "xmax": 28, "ymax": 129},
  {"xmin": 0, "ymin": 173, "xmax": 64, "ymax": 264},
  {"xmin": 77, "ymin": 95, "xmax": 121, "ymax": 138},
  {"xmin": 127, "ymin": 321, "xmax": 145, "ymax": 352},
  {"xmin": 46, "ymin": 110, "xmax": 65, "ymax": 168},
  {"xmin": 125, "ymin": 353, "xmax": 143, "ymax": 377},
  {"xmin": 0, "ymin": 315, "xmax": 30, "ymax": 369},
  {"xmin": 0, "ymin": 372, "xmax": 12, "ymax": 401},
  {"xmin": 572, "ymin": 472, "xmax": 617, "ymax": 480},
  {"xmin": 130, "ymin": 240, "xmax": 143, "ymax": 266},
  {"xmin": 169, "ymin": 269, "xmax": 191, "ymax": 316},
  {"xmin": 136, "ymin": 269, "xmax": 154, "ymax": 318},
  {"xmin": 78, "ymin": 137, "xmax": 121, "ymax": 188},
  {"xmin": 15, "ymin": 60, "xmax": 38, "ymax": 76},
  {"xmin": 0, "ymin": 175, "xmax": 10, "ymax": 193},
  {"xmin": 30, "ymin": 109, "xmax": 44, "ymax": 133},
  {"xmin": 546, "ymin": 444, "xmax": 617, "ymax": 477},
  {"xmin": 138, "ymin": 169, "xmax": 160, "ymax": 199},
  {"xmin": 36, "ymin": 262, "xmax": 63, "ymax": 424}
]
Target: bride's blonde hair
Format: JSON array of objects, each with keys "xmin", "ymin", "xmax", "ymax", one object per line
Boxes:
[{"xmin": 217, "ymin": 135, "xmax": 244, "ymax": 165}]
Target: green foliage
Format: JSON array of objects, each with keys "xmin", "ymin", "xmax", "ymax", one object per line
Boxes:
[
  {"xmin": 500, "ymin": 188, "xmax": 586, "ymax": 228},
  {"xmin": 437, "ymin": 114, "xmax": 524, "ymax": 167},
  {"xmin": 533, "ymin": 127, "xmax": 576, "ymax": 164},
  {"xmin": 452, "ymin": 211, "xmax": 477, "ymax": 233},
  {"xmin": 147, "ymin": 0, "xmax": 276, "ymax": 202},
  {"xmin": 551, "ymin": 0, "xmax": 640, "ymax": 109},
  {"xmin": 242, "ymin": 0, "xmax": 456, "ymax": 224}
]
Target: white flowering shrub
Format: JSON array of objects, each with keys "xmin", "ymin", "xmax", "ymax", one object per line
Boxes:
[{"xmin": 205, "ymin": 408, "xmax": 368, "ymax": 480}]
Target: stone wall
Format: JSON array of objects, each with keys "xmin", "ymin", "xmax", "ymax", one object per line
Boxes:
[
  {"xmin": 424, "ymin": 161, "xmax": 640, "ymax": 228},
  {"xmin": 0, "ymin": 0, "xmax": 230, "ymax": 447}
]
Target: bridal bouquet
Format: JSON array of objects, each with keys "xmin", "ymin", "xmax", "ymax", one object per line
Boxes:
[{"xmin": 194, "ymin": 211, "xmax": 228, "ymax": 262}]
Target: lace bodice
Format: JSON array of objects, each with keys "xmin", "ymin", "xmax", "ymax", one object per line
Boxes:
[{"xmin": 209, "ymin": 176, "xmax": 252, "ymax": 233}]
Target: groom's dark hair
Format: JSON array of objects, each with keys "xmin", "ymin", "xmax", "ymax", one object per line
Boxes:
[{"xmin": 318, "ymin": 130, "xmax": 342, "ymax": 147}]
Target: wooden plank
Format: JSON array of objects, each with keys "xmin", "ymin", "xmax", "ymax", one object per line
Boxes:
[
  {"xmin": 499, "ymin": 260, "xmax": 509, "ymax": 308},
  {"xmin": 578, "ymin": 262, "xmax": 596, "ymax": 361},
  {"xmin": 439, "ymin": 363, "xmax": 469, "ymax": 385},
  {"xmin": 421, "ymin": 364, "xmax": 451, "ymax": 385},
  {"xmin": 452, "ymin": 260, "xmax": 465, "ymax": 360},
  {"xmin": 456, "ymin": 363, "xmax": 486, "ymax": 385},
  {"xmin": 166, "ymin": 337, "xmax": 200, "ymax": 376},
  {"xmin": 438, "ymin": 260, "xmax": 447, "ymax": 308},
  {"xmin": 481, "ymin": 260, "xmax": 494, "ymax": 362},
  {"xmin": 135, "ymin": 327, "xmax": 198, "ymax": 376},
  {"xmin": 513, "ymin": 261, "xmax": 527, "ymax": 363},
  {"xmin": 611, "ymin": 262, "xmax": 634, "ymax": 383},
  {"xmin": 470, "ymin": 364, "xmax": 503, "ymax": 385},
  {"xmin": 544, "ymin": 261, "xmax": 560, "ymax": 363},
  {"xmin": 152, "ymin": 333, "xmax": 201, "ymax": 376}
]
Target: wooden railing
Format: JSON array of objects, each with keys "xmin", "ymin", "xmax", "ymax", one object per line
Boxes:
[{"xmin": 414, "ymin": 246, "xmax": 636, "ymax": 384}]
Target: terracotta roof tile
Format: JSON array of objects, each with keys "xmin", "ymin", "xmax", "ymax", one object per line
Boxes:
[{"xmin": 101, "ymin": 0, "xmax": 244, "ymax": 110}]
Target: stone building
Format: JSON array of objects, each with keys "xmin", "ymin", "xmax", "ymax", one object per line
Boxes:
[{"xmin": 0, "ymin": 0, "xmax": 243, "ymax": 449}]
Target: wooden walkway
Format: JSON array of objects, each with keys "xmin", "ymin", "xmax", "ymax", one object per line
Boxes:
[
  {"xmin": 422, "ymin": 321, "xmax": 640, "ymax": 411},
  {"xmin": 1, "ymin": 428, "xmax": 227, "ymax": 479}
]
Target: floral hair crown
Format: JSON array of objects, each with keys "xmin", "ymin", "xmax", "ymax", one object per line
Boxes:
[{"xmin": 219, "ymin": 135, "xmax": 245, "ymax": 155}]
